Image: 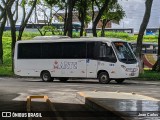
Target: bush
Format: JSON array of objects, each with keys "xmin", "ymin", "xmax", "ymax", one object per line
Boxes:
[
  {"xmin": 72, "ymin": 32, "xmax": 80, "ymax": 38},
  {"xmin": 97, "ymin": 31, "xmax": 130, "ymax": 39},
  {"xmin": 139, "ymin": 70, "xmax": 160, "ymax": 80}
]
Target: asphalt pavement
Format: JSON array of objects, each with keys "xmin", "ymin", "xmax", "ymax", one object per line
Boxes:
[{"xmin": 0, "ymin": 77, "xmax": 160, "ymax": 120}]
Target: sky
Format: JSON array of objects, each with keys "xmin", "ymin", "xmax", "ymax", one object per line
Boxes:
[
  {"xmin": 16, "ymin": 0, "xmax": 160, "ymax": 33},
  {"xmin": 112, "ymin": 0, "xmax": 160, "ymax": 33}
]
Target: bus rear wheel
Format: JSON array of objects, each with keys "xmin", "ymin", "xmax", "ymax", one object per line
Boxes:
[
  {"xmin": 98, "ymin": 72, "xmax": 110, "ymax": 84},
  {"xmin": 41, "ymin": 71, "xmax": 52, "ymax": 82},
  {"xmin": 115, "ymin": 79, "xmax": 125, "ymax": 84}
]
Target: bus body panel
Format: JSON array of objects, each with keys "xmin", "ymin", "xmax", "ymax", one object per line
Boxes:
[
  {"xmin": 15, "ymin": 59, "xmax": 87, "ymax": 78},
  {"xmin": 14, "ymin": 59, "xmax": 139, "ymax": 78},
  {"xmin": 51, "ymin": 59, "xmax": 86, "ymax": 77},
  {"xmin": 86, "ymin": 59, "xmax": 98, "ymax": 78},
  {"xmin": 97, "ymin": 61, "xmax": 139, "ymax": 79}
]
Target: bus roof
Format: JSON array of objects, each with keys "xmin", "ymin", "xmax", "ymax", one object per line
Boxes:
[
  {"xmin": 32, "ymin": 36, "xmax": 70, "ymax": 40},
  {"xmin": 17, "ymin": 37, "xmax": 126, "ymax": 44}
]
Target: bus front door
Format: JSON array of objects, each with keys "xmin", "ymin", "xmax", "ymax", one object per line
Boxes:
[{"xmin": 86, "ymin": 59, "xmax": 98, "ymax": 78}]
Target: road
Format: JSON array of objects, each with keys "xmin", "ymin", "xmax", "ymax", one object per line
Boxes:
[{"xmin": 0, "ymin": 77, "xmax": 160, "ymax": 120}]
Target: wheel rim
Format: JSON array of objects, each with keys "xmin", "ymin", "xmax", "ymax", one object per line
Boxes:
[
  {"xmin": 101, "ymin": 75, "xmax": 107, "ymax": 83},
  {"xmin": 43, "ymin": 73, "xmax": 49, "ymax": 81}
]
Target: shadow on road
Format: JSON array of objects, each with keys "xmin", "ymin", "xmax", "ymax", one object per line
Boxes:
[{"xmin": 0, "ymin": 93, "xmax": 123, "ymax": 120}]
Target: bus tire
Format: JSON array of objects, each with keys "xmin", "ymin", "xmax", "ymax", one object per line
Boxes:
[
  {"xmin": 41, "ymin": 71, "xmax": 52, "ymax": 82},
  {"xmin": 59, "ymin": 78, "xmax": 69, "ymax": 82},
  {"xmin": 98, "ymin": 72, "xmax": 110, "ymax": 84},
  {"xmin": 115, "ymin": 79, "xmax": 125, "ymax": 84}
]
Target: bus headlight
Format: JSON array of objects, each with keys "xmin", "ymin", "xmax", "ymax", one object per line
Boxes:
[
  {"xmin": 121, "ymin": 65, "xmax": 126, "ymax": 70},
  {"xmin": 121, "ymin": 65, "xmax": 138, "ymax": 72}
]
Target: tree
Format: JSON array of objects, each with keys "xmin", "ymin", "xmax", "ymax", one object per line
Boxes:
[
  {"xmin": 75, "ymin": 0, "xmax": 92, "ymax": 37},
  {"xmin": 66, "ymin": 0, "xmax": 76, "ymax": 38},
  {"xmin": 76, "ymin": 0, "xmax": 87, "ymax": 37},
  {"xmin": 0, "ymin": 0, "xmax": 7, "ymax": 64},
  {"xmin": 6, "ymin": 0, "xmax": 17, "ymax": 70},
  {"xmin": 17, "ymin": 0, "xmax": 38, "ymax": 40},
  {"xmin": 152, "ymin": 28, "xmax": 160, "ymax": 71},
  {"xmin": 101, "ymin": 0, "xmax": 125, "ymax": 37},
  {"xmin": 135, "ymin": 0, "xmax": 153, "ymax": 73},
  {"xmin": 33, "ymin": 0, "xmax": 61, "ymax": 36},
  {"xmin": 92, "ymin": 0, "xmax": 110, "ymax": 37}
]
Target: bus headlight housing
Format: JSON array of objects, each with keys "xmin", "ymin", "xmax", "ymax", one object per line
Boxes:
[{"xmin": 121, "ymin": 65, "xmax": 138, "ymax": 72}]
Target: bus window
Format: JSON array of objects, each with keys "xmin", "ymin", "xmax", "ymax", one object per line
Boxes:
[
  {"xmin": 41, "ymin": 43, "xmax": 62, "ymax": 59},
  {"xmin": 18, "ymin": 43, "xmax": 41, "ymax": 59},
  {"xmin": 113, "ymin": 42, "xmax": 137, "ymax": 64},
  {"xmin": 99, "ymin": 43, "xmax": 117, "ymax": 62},
  {"xmin": 62, "ymin": 42, "xmax": 86, "ymax": 59},
  {"xmin": 87, "ymin": 42, "xmax": 98, "ymax": 59},
  {"xmin": 100, "ymin": 44, "xmax": 107, "ymax": 58}
]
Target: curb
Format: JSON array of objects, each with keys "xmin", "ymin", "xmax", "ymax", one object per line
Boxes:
[
  {"xmin": 76, "ymin": 92, "xmax": 160, "ymax": 120},
  {"xmin": 26, "ymin": 95, "xmax": 63, "ymax": 120},
  {"xmin": 76, "ymin": 92, "xmax": 128, "ymax": 120}
]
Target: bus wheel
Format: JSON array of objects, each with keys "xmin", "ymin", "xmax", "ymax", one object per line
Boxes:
[
  {"xmin": 115, "ymin": 79, "xmax": 125, "ymax": 84},
  {"xmin": 59, "ymin": 78, "xmax": 69, "ymax": 82},
  {"xmin": 98, "ymin": 72, "xmax": 110, "ymax": 84},
  {"xmin": 41, "ymin": 71, "xmax": 52, "ymax": 82}
]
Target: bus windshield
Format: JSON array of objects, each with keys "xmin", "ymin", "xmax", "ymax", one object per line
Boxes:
[{"xmin": 113, "ymin": 42, "xmax": 137, "ymax": 64}]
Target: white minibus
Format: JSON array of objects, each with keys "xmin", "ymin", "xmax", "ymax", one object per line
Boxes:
[{"xmin": 14, "ymin": 37, "xmax": 139, "ymax": 84}]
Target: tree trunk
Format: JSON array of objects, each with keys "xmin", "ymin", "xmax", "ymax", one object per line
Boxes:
[
  {"xmin": 79, "ymin": 0, "xmax": 87, "ymax": 37},
  {"xmin": 136, "ymin": 0, "xmax": 153, "ymax": 73},
  {"xmin": 0, "ymin": 10, "xmax": 7, "ymax": 64},
  {"xmin": 152, "ymin": 28, "xmax": 160, "ymax": 71},
  {"xmin": 101, "ymin": 19, "xmax": 109, "ymax": 37},
  {"xmin": 67, "ymin": 0, "xmax": 73, "ymax": 37},
  {"xmin": 80, "ymin": 20, "xmax": 84, "ymax": 37},
  {"xmin": 67, "ymin": 0, "xmax": 76, "ymax": 38},
  {"xmin": 6, "ymin": 0, "xmax": 17, "ymax": 72},
  {"xmin": 64, "ymin": 2, "xmax": 68, "ymax": 36},
  {"xmin": 92, "ymin": 0, "xmax": 110, "ymax": 37}
]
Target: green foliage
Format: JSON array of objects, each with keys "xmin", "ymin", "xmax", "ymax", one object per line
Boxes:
[
  {"xmin": 97, "ymin": 31, "xmax": 130, "ymax": 39},
  {"xmin": 41, "ymin": 25, "xmax": 57, "ymax": 35},
  {"xmin": 139, "ymin": 70, "xmax": 160, "ymax": 80},
  {"xmin": 0, "ymin": 65, "xmax": 13, "ymax": 76},
  {"xmin": 3, "ymin": 31, "xmax": 54, "ymax": 38},
  {"xmin": 72, "ymin": 32, "xmax": 80, "ymax": 38},
  {"xmin": 44, "ymin": 0, "xmax": 58, "ymax": 6},
  {"xmin": 97, "ymin": 31, "xmax": 158, "ymax": 42},
  {"xmin": 101, "ymin": 0, "xmax": 125, "ymax": 24}
]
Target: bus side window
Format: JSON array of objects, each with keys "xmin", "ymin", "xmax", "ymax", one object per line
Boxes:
[
  {"xmin": 106, "ymin": 47, "xmax": 117, "ymax": 62},
  {"xmin": 99, "ymin": 44, "xmax": 117, "ymax": 63},
  {"xmin": 100, "ymin": 44, "xmax": 107, "ymax": 58}
]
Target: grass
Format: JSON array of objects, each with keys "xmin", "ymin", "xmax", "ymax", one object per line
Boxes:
[
  {"xmin": 139, "ymin": 70, "xmax": 160, "ymax": 80},
  {"xmin": 0, "ymin": 31, "xmax": 160, "ymax": 80},
  {"xmin": 0, "ymin": 65, "xmax": 13, "ymax": 76}
]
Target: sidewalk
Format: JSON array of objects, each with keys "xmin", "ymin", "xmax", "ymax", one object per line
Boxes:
[{"xmin": 76, "ymin": 91, "xmax": 160, "ymax": 120}]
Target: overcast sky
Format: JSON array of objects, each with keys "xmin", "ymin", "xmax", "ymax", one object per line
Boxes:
[
  {"xmin": 112, "ymin": 0, "xmax": 160, "ymax": 33},
  {"xmin": 17, "ymin": 0, "xmax": 160, "ymax": 33}
]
